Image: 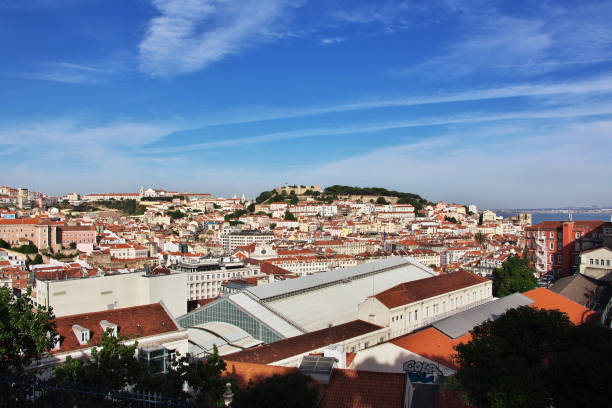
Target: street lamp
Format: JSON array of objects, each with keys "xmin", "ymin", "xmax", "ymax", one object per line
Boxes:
[{"xmin": 223, "ymin": 382, "xmax": 234, "ymax": 407}]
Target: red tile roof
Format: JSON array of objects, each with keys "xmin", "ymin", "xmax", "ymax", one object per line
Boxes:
[
  {"xmin": 223, "ymin": 360, "xmax": 298, "ymax": 387},
  {"xmin": 374, "ymin": 271, "xmax": 489, "ymax": 308},
  {"xmin": 320, "ymin": 368, "xmax": 407, "ymax": 408},
  {"xmin": 53, "ymin": 303, "xmax": 179, "ymax": 353},
  {"xmin": 522, "ymin": 287, "xmax": 598, "ymax": 325},
  {"xmin": 391, "ymin": 327, "xmax": 471, "ymax": 371},
  {"xmin": 225, "ymin": 320, "xmax": 382, "ymax": 364}
]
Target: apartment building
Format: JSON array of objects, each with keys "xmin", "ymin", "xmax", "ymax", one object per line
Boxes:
[
  {"xmin": 173, "ymin": 259, "xmax": 261, "ymax": 300},
  {"xmin": 0, "ymin": 218, "xmax": 59, "ymax": 249},
  {"xmin": 579, "ymin": 246, "xmax": 612, "ymax": 281},
  {"xmin": 57, "ymin": 225, "xmax": 96, "ymax": 247},
  {"xmin": 219, "ymin": 231, "xmax": 275, "ymax": 252},
  {"xmin": 524, "ymin": 220, "xmax": 612, "ymax": 277}
]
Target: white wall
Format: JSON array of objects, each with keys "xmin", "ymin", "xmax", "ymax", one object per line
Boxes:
[{"xmin": 37, "ymin": 271, "xmax": 188, "ymax": 318}]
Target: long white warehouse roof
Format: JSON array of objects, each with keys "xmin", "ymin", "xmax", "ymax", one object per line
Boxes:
[{"xmin": 231, "ymin": 257, "xmax": 437, "ymax": 334}]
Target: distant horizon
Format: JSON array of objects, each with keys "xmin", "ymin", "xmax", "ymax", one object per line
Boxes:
[
  {"xmin": 6, "ymin": 182, "xmax": 612, "ymax": 212},
  {"xmin": 1, "ymin": 1, "xmax": 611, "ymax": 208}
]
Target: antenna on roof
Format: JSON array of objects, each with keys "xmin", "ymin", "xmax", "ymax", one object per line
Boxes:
[{"xmin": 568, "ymin": 211, "xmax": 573, "ymax": 222}]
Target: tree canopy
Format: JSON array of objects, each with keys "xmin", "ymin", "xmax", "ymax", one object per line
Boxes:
[
  {"xmin": 453, "ymin": 306, "xmax": 612, "ymax": 408},
  {"xmin": 232, "ymin": 372, "xmax": 319, "ymax": 408},
  {"xmin": 284, "ymin": 211, "xmax": 297, "ymax": 221},
  {"xmin": 492, "ymin": 255, "xmax": 536, "ymax": 297},
  {"xmin": 0, "ymin": 287, "xmax": 57, "ymax": 374}
]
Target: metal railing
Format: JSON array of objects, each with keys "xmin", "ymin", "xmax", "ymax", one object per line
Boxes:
[{"xmin": 0, "ymin": 375, "xmax": 194, "ymax": 408}]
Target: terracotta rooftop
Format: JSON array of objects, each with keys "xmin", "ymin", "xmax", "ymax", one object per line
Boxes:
[
  {"xmin": 222, "ymin": 361, "xmax": 407, "ymax": 408},
  {"xmin": 374, "ymin": 271, "xmax": 489, "ymax": 309},
  {"xmin": 53, "ymin": 303, "xmax": 180, "ymax": 353},
  {"xmin": 523, "ymin": 287, "xmax": 598, "ymax": 325},
  {"xmin": 223, "ymin": 360, "xmax": 298, "ymax": 387},
  {"xmin": 225, "ymin": 320, "xmax": 382, "ymax": 364},
  {"xmin": 391, "ymin": 327, "xmax": 471, "ymax": 371},
  {"xmin": 320, "ymin": 368, "xmax": 407, "ymax": 408}
]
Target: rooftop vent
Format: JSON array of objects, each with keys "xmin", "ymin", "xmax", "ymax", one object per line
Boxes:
[
  {"xmin": 100, "ymin": 320, "xmax": 118, "ymax": 337},
  {"xmin": 72, "ymin": 324, "xmax": 90, "ymax": 345},
  {"xmin": 298, "ymin": 356, "xmax": 336, "ymax": 384}
]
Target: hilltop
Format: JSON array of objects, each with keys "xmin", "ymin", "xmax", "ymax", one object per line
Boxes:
[{"xmin": 255, "ymin": 185, "xmax": 431, "ymax": 209}]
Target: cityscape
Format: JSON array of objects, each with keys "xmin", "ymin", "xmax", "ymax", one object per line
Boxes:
[{"xmin": 1, "ymin": 1, "xmax": 611, "ymax": 408}]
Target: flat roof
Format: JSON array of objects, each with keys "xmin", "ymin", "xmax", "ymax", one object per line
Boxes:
[
  {"xmin": 246, "ymin": 257, "xmax": 429, "ymax": 301},
  {"xmin": 432, "ymin": 293, "xmax": 534, "ymax": 339}
]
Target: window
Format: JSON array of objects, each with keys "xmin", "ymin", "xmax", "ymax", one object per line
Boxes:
[
  {"xmin": 550, "ymin": 231, "xmax": 554, "ymax": 238},
  {"xmin": 596, "ymin": 259, "xmax": 600, "ymax": 265},
  {"xmin": 575, "ymin": 232, "xmax": 580, "ymax": 239},
  {"xmin": 414, "ymin": 310, "xmax": 418, "ymax": 320},
  {"xmin": 607, "ymin": 260, "xmax": 610, "ymax": 266},
  {"xmin": 590, "ymin": 258, "xmax": 594, "ymax": 265},
  {"xmin": 558, "ymin": 255, "xmax": 562, "ymax": 263},
  {"xmin": 425, "ymin": 306, "xmax": 429, "ymax": 317},
  {"xmin": 549, "ymin": 242, "xmax": 554, "ymax": 250}
]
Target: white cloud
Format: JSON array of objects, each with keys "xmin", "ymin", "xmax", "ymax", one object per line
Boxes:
[
  {"xmin": 180, "ymin": 75, "xmax": 612, "ymax": 128},
  {"xmin": 139, "ymin": 0, "xmax": 299, "ymax": 77},
  {"xmin": 289, "ymin": 121, "xmax": 612, "ymax": 208},
  {"xmin": 24, "ymin": 61, "xmax": 129, "ymax": 84},
  {"xmin": 144, "ymin": 98, "xmax": 612, "ymax": 154},
  {"xmin": 320, "ymin": 37, "xmax": 344, "ymax": 45}
]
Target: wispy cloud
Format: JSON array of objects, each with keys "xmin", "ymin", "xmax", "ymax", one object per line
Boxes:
[
  {"xmin": 24, "ymin": 61, "xmax": 129, "ymax": 84},
  {"xmin": 182, "ymin": 76, "xmax": 612, "ymax": 127},
  {"xmin": 320, "ymin": 37, "xmax": 344, "ymax": 45},
  {"xmin": 397, "ymin": 1, "xmax": 612, "ymax": 80},
  {"xmin": 290, "ymin": 120, "xmax": 612, "ymax": 208},
  {"xmin": 143, "ymin": 100, "xmax": 612, "ymax": 154},
  {"xmin": 139, "ymin": 0, "xmax": 300, "ymax": 77}
]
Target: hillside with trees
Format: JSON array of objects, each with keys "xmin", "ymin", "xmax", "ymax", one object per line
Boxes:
[{"xmin": 255, "ymin": 185, "xmax": 431, "ymax": 209}]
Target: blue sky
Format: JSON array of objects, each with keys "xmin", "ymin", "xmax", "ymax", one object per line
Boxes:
[{"xmin": 1, "ymin": 0, "xmax": 612, "ymax": 208}]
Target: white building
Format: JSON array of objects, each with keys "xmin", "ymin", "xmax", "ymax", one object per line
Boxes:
[
  {"xmin": 33, "ymin": 270, "xmax": 187, "ymax": 318},
  {"xmin": 219, "ymin": 231, "xmax": 275, "ymax": 252},
  {"xmin": 357, "ymin": 271, "xmax": 492, "ymax": 339}
]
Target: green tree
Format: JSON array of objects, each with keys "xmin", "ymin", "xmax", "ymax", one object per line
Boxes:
[
  {"xmin": 270, "ymin": 223, "xmax": 277, "ymax": 229},
  {"xmin": 0, "ymin": 287, "xmax": 57, "ymax": 374},
  {"xmin": 474, "ymin": 232, "xmax": 487, "ymax": 247},
  {"xmin": 454, "ymin": 306, "xmax": 574, "ymax": 408},
  {"xmin": 69, "ymin": 242, "xmax": 77, "ymax": 249},
  {"xmin": 30, "ymin": 253, "xmax": 44, "ymax": 265},
  {"xmin": 247, "ymin": 203, "xmax": 256, "ymax": 212},
  {"xmin": 53, "ymin": 330, "xmax": 143, "ymax": 390},
  {"xmin": 376, "ymin": 196, "xmax": 388, "ymax": 205},
  {"xmin": 0, "ymin": 238, "xmax": 10, "ymax": 249},
  {"xmin": 492, "ymin": 255, "xmax": 537, "ymax": 297},
  {"xmin": 12, "ymin": 241, "xmax": 38, "ymax": 254},
  {"xmin": 444, "ymin": 215, "xmax": 459, "ymax": 224},
  {"xmin": 167, "ymin": 210, "xmax": 186, "ymax": 220},
  {"xmin": 284, "ymin": 211, "xmax": 297, "ymax": 221},
  {"xmin": 549, "ymin": 323, "xmax": 612, "ymax": 407},
  {"xmin": 181, "ymin": 349, "xmax": 229, "ymax": 407},
  {"xmin": 232, "ymin": 372, "xmax": 319, "ymax": 408}
]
